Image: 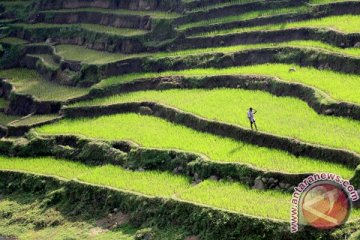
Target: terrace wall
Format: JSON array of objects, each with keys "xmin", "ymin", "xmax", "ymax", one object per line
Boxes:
[
  {"xmin": 9, "ymin": 26, "xmax": 147, "ymax": 54},
  {"xmin": 173, "ymin": 29, "xmax": 360, "ymax": 50},
  {"xmin": 34, "ymin": 0, "xmax": 183, "ymax": 12},
  {"xmin": 34, "ymin": 12, "xmax": 152, "ymax": 30}
]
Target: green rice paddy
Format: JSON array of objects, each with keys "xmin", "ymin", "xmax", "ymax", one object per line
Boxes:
[
  {"xmin": 35, "ymin": 113, "xmax": 355, "ymax": 178},
  {"xmin": 178, "ymin": 6, "xmax": 309, "ymax": 30},
  {"xmin": 309, "ymin": 0, "xmax": 354, "ymax": 4},
  {"xmin": 151, "ymin": 40, "xmax": 360, "ymax": 58},
  {"xmin": 0, "ymin": 113, "xmax": 18, "ymax": 126},
  {"xmin": 55, "ymin": 44, "xmax": 148, "ymax": 64},
  {"xmin": 54, "ymin": 40, "xmax": 360, "ymax": 66},
  {"xmin": 2, "ymin": 0, "xmax": 360, "ymax": 237},
  {"xmin": 0, "ymin": 37, "xmax": 28, "ymax": 45},
  {"xmin": 12, "ymin": 23, "xmax": 148, "ymax": 36},
  {"xmin": 42, "ymin": 8, "xmax": 182, "ymax": 19},
  {"xmin": 72, "ymin": 88, "xmax": 360, "ymax": 154},
  {"xmin": 0, "ymin": 69, "xmax": 89, "ymax": 101},
  {"xmin": 96, "ymin": 63, "xmax": 360, "ymax": 105},
  {"xmin": 0, "ymin": 155, "xmax": 358, "ymax": 221},
  {"xmin": 8, "ymin": 114, "xmax": 59, "ymax": 127},
  {"xmin": 189, "ymin": 0, "xmax": 260, "ymax": 13},
  {"xmin": 194, "ymin": 15, "xmax": 360, "ymax": 37}
]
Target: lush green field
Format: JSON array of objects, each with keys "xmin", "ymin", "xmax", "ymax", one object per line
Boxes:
[
  {"xmin": 9, "ymin": 114, "xmax": 59, "ymax": 127},
  {"xmin": 80, "ymin": 24, "xmax": 148, "ymax": 36},
  {"xmin": 178, "ymin": 6, "xmax": 309, "ymax": 30},
  {"xmin": 309, "ymin": 0, "xmax": 353, "ymax": 4},
  {"xmin": 189, "ymin": 0, "xmax": 259, "ymax": 13},
  {"xmin": 0, "ymin": 37, "xmax": 28, "ymax": 44},
  {"xmin": 42, "ymin": 8, "xmax": 181, "ymax": 19},
  {"xmin": 0, "ymin": 69, "xmax": 88, "ymax": 101},
  {"xmin": 0, "ymin": 113, "xmax": 18, "ymax": 126},
  {"xmin": 12, "ymin": 23, "xmax": 148, "ymax": 36},
  {"xmin": 194, "ymin": 15, "xmax": 360, "ymax": 36},
  {"xmin": 36, "ymin": 113, "xmax": 354, "ymax": 177},
  {"xmin": 72, "ymin": 88, "xmax": 360, "ymax": 154},
  {"xmin": 55, "ymin": 40, "xmax": 360, "ymax": 66},
  {"xmin": 55, "ymin": 45, "xmax": 148, "ymax": 64},
  {"xmin": 97, "ymin": 63, "xmax": 360, "ymax": 105},
  {"xmin": 0, "ymin": 156, "xmax": 359, "ymax": 221},
  {"xmin": 150, "ymin": 40, "xmax": 360, "ymax": 58}
]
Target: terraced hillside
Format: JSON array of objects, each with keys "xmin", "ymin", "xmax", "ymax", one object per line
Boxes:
[{"xmin": 0, "ymin": 0, "xmax": 360, "ymax": 239}]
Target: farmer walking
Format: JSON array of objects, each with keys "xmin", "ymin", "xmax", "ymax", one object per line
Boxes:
[{"xmin": 247, "ymin": 107, "xmax": 257, "ymax": 131}]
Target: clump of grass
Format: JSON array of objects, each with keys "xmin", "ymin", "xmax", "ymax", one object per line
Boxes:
[
  {"xmin": 72, "ymin": 88, "xmax": 360, "ymax": 155},
  {"xmin": 178, "ymin": 6, "xmax": 309, "ymax": 30},
  {"xmin": 0, "ymin": 68, "xmax": 89, "ymax": 101},
  {"xmin": 194, "ymin": 15, "xmax": 360, "ymax": 37},
  {"xmin": 35, "ymin": 113, "xmax": 355, "ymax": 178},
  {"xmin": 96, "ymin": 63, "xmax": 360, "ymax": 105}
]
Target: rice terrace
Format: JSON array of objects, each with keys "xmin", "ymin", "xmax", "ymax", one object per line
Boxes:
[{"xmin": 0, "ymin": 0, "xmax": 360, "ymax": 239}]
